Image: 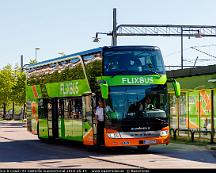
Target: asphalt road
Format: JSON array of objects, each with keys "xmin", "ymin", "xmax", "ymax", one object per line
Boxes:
[{"xmin": 0, "ymin": 120, "xmax": 216, "ymax": 169}]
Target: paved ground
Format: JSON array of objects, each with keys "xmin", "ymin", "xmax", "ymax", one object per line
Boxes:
[{"xmin": 0, "ymin": 120, "xmax": 216, "ymax": 169}]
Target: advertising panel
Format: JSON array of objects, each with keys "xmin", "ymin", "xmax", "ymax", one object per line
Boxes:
[{"xmin": 188, "ymin": 91, "xmax": 199, "ymax": 129}]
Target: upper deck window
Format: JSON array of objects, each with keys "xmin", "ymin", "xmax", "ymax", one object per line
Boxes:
[{"xmin": 103, "ymin": 47, "xmax": 165, "ymax": 76}]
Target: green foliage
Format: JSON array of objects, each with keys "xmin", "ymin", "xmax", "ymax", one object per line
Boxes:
[
  {"xmin": 26, "ymin": 59, "xmax": 103, "ymax": 94},
  {"xmin": 0, "ymin": 65, "xmax": 16, "ymax": 105},
  {"xmin": 27, "ymin": 64, "xmax": 86, "ymax": 85},
  {"xmin": 85, "ymin": 60, "xmax": 102, "ymax": 93},
  {"xmin": 29, "ymin": 58, "xmax": 37, "ymax": 64},
  {"xmin": 12, "ymin": 65, "xmax": 26, "ymax": 105},
  {"xmin": 0, "ymin": 64, "xmax": 26, "ymax": 107}
]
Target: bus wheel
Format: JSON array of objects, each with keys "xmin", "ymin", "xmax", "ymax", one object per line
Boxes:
[
  {"xmin": 137, "ymin": 145, "xmax": 150, "ymax": 152},
  {"xmin": 86, "ymin": 145, "xmax": 98, "ymax": 152}
]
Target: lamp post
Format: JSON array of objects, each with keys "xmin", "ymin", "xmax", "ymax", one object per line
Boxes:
[
  {"xmin": 180, "ymin": 29, "xmax": 201, "ymax": 69},
  {"xmin": 112, "ymin": 8, "xmax": 117, "ymax": 46},
  {"xmin": 35, "ymin": 48, "xmax": 40, "ymax": 61},
  {"xmin": 181, "ymin": 27, "xmax": 184, "ymax": 69},
  {"xmin": 93, "ymin": 8, "xmax": 117, "ymax": 46},
  {"xmin": 21, "ymin": 55, "xmax": 24, "ymax": 71}
]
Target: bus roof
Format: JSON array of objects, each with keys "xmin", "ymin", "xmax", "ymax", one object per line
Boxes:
[
  {"xmin": 26, "ymin": 45, "xmax": 160, "ymax": 69},
  {"xmin": 103, "ymin": 45, "xmax": 160, "ymax": 50},
  {"xmin": 26, "ymin": 47, "xmax": 102, "ymax": 69}
]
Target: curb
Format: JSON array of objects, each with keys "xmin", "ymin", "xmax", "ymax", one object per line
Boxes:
[
  {"xmin": 206, "ymin": 145, "xmax": 216, "ymax": 150},
  {"xmin": 0, "ymin": 121, "xmax": 27, "ymax": 128}
]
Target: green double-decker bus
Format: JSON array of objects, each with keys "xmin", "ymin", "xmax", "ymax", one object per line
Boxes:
[{"xmin": 25, "ymin": 46, "xmax": 180, "ymax": 149}]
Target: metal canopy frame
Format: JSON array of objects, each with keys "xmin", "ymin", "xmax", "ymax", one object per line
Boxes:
[
  {"xmin": 95, "ymin": 23, "xmax": 216, "ymax": 69},
  {"xmin": 95, "ymin": 9, "xmax": 216, "ymax": 69},
  {"xmin": 113, "ymin": 24, "xmax": 216, "ymax": 69},
  {"xmin": 115, "ymin": 24, "xmax": 216, "ymax": 37}
]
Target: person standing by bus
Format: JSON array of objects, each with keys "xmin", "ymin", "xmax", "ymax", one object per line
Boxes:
[
  {"xmin": 144, "ymin": 95, "xmax": 153, "ymax": 110},
  {"xmin": 95, "ymin": 100, "xmax": 105, "ymax": 145}
]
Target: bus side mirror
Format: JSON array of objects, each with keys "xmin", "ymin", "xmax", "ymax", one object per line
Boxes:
[
  {"xmin": 100, "ymin": 83, "xmax": 109, "ymax": 99},
  {"xmin": 172, "ymin": 80, "xmax": 180, "ymax": 97}
]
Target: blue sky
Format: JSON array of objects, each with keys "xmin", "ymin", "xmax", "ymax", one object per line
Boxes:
[{"xmin": 1, "ymin": 0, "xmax": 216, "ymax": 69}]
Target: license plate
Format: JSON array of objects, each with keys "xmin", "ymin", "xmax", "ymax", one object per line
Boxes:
[{"xmin": 143, "ymin": 140, "xmax": 156, "ymax": 144}]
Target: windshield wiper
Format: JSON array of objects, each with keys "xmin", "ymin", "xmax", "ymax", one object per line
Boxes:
[
  {"xmin": 142, "ymin": 70, "xmax": 161, "ymax": 77},
  {"xmin": 154, "ymin": 117, "xmax": 168, "ymax": 124},
  {"xmin": 111, "ymin": 70, "xmax": 129, "ymax": 77},
  {"xmin": 109, "ymin": 69, "xmax": 161, "ymax": 78}
]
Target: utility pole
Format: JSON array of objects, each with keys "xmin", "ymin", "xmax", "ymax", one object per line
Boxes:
[
  {"xmin": 21, "ymin": 55, "xmax": 24, "ymax": 71},
  {"xmin": 180, "ymin": 27, "xmax": 184, "ymax": 69},
  {"xmin": 112, "ymin": 8, "xmax": 117, "ymax": 46}
]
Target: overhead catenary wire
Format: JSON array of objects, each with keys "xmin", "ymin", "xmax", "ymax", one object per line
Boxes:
[{"xmin": 190, "ymin": 46, "xmax": 216, "ymax": 59}]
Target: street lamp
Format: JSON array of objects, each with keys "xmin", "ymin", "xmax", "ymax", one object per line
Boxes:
[
  {"xmin": 35, "ymin": 48, "xmax": 40, "ymax": 61},
  {"xmin": 93, "ymin": 32, "xmax": 111, "ymax": 43},
  {"xmin": 93, "ymin": 9, "xmax": 117, "ymax": 46},
  {"xmin": 93, "ymin": 33, "xmax": 101, "ymax": 42},
  {"xmin": 180, "ymin": 29, "xmax": 201, "ymax": 69}
]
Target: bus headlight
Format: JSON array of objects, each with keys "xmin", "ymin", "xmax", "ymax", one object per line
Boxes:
[
  {"xmin": 107, "ymin": 133, "xmax": 115, "ymax": 138},
  {"xmin": 160, "ymin": 130, "xmax": 168, "ymax": 136},
  {"xmin": 107, "ymin": 132, "xmax": 121, "ymax": 138}
]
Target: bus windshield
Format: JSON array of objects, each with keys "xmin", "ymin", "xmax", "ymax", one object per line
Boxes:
[
  {"xmin": 104, "ymin": 85, "xmax": 167, "ymax": 121},
  {"xmin": 103, "ymin": 47, "xmax": 165, "ymax": 76}
]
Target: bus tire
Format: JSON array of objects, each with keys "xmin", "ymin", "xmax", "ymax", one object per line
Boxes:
[
  {"xmin": 38, "ymin": 137, "xmax": 47, "ymax": 143},
  {"xmin": 137, "ymin": 145, "xmax": 150, "ymax": 152}
]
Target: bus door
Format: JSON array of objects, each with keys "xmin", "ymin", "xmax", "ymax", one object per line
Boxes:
[
  {"xmin": 52, "ymin": 98, "xmax": 59, "ymax": 139},
  {"xmin": 58, "ymin": 99, "xmax": 65, "ymax": 139},
  {"xmin": 82, "ymin": 95, "xmax": 97, "ymax": 145},
  {"xmin": 47, "ymin": 98, "xmax": 59, "ymax": 140},
  {"xmin": 38, "ymin": 99, "xmax": 48, "ymax": 139},
  {"xmin": 92, "ymin": 96, "xmax": 97, "ymax": 145}
]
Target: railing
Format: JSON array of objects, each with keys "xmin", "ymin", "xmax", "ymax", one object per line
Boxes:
[{"xmin": 170, "ymin": 128, "xmax": 215, "ymax": 144}]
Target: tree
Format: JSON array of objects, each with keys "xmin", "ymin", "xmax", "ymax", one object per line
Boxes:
[
  {"xmin": 11, "ymin": 65, "xmax": 26, "ymax": 105},
  {"xmin": 0, "ymin": 64, "xmax": 26, "ymax": 119},
  {"xmin": 0, "ymin": 65, "xmax": 16, "ymax": 118},
  {"xmin": 29, "ymin": 58, "xmax": 37, "ymax": 64}
]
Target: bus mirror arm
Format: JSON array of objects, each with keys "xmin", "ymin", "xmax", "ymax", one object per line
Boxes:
[
  {"xmin": 167, "ymin": 78, "xmax": 181, "ymax": 97},
  {"xmin": 99, "ymin": 81, "xmax": 109, "ymax": 99},
  {"xmin": 97, "ymin": 80, "xmax": 107, "ymax": 84}
]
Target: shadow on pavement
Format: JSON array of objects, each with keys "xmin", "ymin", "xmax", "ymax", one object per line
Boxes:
[
  {"xmin": 0, "ymin": 120, "xmax": 215, "ymax": 165},
  {"xmin": 0, "ymin": 138, "xmax": 215, "ymax": 164},
  {"xmin": 0, "ymin": 139, "xmax": 88, "ymax": 163}
]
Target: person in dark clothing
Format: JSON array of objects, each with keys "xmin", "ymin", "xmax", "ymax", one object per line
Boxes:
[{"xmin": 95, "ymin": 100, "xmax": 105, "ymax": 145}]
